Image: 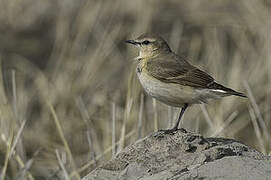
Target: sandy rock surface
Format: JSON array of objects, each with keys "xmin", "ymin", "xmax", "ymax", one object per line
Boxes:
[{"xmin": 83, "ymin": 129, "xmax": 271, "ymax": 180}]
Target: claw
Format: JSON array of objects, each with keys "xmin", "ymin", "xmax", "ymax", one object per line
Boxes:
[{"xmin": 159, "ymin": 128, "xmax": 187, "ymax": 135}]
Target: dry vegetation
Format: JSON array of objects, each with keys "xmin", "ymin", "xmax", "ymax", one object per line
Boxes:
[{"xmin": 0, "ymin": 0, "xmax": 271, "ymax": 179}]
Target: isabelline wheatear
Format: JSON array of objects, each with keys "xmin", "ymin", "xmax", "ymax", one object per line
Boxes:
[{"xmin": 126, "ymin": 33, "xmax": 246, "ymax": 133}]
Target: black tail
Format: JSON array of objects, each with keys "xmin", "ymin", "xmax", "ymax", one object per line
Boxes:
[
  {"xmin": 228, "ymin": 90, "xmax": 247, "ymax": 98},
  {"xmin": 209, "ymin": 82, "xmax": 247, "ymax": 98}
]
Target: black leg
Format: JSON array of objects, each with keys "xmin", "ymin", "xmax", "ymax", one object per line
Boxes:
[
  {"xmin": 161, "ymin": 104, "xmax": 188, "ymax": 134},
  {"xmin": 172, "ymin": 103, "xmax": 188, "ymax": 131}
]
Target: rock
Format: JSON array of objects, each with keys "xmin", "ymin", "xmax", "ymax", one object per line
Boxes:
[{"xmin": 82, "ymin": 129, "xmax": 271, "ymax": 180}]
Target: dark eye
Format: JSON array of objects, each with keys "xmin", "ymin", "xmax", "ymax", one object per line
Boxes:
[{"xmin": 142, "ymin": 40, "xmax": 150, "ymax": 45}]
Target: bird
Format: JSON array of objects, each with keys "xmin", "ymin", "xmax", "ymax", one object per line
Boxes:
[{"xmin": 126, "ymin": 33, "xmax": 246, "ymax": 133}]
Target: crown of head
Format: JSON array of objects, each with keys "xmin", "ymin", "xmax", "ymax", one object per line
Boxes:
[{"xmin": 126, "ymin": 33, "xmax": 171, "ymax": 59}]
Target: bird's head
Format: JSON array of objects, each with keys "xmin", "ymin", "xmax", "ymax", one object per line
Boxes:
[{"xmin": 126, "ymin": 33, "xmax": 171, "ymax": 60}]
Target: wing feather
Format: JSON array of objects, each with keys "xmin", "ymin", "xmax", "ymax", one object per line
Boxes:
[
  {"xmin": 146, "ymin": 54, "xmax": 215, "ymax": 89},
  {"xmin": 145, "ymin": 54, "xmax": 246, "ymax": 97}
]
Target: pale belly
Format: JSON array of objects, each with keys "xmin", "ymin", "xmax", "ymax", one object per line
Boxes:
[{"xmin": 137, "ymin": 70, "xmax": 222, "ymax": 107}]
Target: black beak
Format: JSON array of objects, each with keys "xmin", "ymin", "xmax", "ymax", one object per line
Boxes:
[{"xmin": 125, "ymin": 40, "xmax": 138, "ymax": 45}]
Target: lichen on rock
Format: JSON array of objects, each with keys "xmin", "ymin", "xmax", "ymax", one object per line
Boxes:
[{"xmin": 83, "ymin": 129, "xmax": 271, "ymax": 180}]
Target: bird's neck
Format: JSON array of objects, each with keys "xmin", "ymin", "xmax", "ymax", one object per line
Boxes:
[{"xmin": 137, "ymin": 49, "xmax": 169, "ymax": 61}]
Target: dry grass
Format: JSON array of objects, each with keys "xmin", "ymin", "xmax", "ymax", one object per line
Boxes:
[{"xmin": 0, "ymin": 0, "xmax": 271, "ymax": 179}]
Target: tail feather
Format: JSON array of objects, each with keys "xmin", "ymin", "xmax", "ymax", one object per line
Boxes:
[
  {"xmin": 228, "ymin": 90, "xmax": 247, "ymax": 98},
  {"xmin": 209, "ymin": 82, "xmax": 247, "ymax": 98}
]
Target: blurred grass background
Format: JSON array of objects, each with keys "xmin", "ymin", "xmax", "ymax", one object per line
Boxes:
[{"xmin": 0, "ymin": 0, "xmax": 271, "ymax": 179}]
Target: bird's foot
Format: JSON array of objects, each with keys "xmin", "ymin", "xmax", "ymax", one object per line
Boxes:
[{"xmin": 159, "ymin": 127, "xmax": 187, "ymax": 134}]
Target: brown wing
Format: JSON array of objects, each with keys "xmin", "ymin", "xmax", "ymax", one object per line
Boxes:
[
  {"xmin": 146, "ymin": 54, "xmax": 247, "ymax": 97},
  {"xmin": 146, "ymin": 54, "xmax": 215, "ymax": 89}
]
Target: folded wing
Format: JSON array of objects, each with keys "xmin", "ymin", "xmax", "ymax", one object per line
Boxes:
[
  {"xmin": 146, "ymin": 54, "xmax": 214, "ymax": 88},
  {"xmin": 146, "ymin": 54, "xmax": 246, "ymax": 97}
]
